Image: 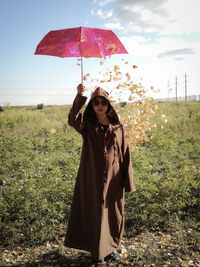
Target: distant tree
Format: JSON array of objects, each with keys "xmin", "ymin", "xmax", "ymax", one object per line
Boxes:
[
  {"xmin": 0, "ymin": 106, "xmax": 4, "ymax": 112},
  {"xmin": 37, "ymin": 103, "xmax": 44, "ymax": 109}
]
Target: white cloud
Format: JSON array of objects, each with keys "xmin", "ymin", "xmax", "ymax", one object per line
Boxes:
[
  {"xmin": 120, "ymin": 35, "xmax": 200, "ymax": 60},
  {"xmin": 91, "ymin": 0, "xmax": 200, "ymax": 99},
  {"xmin": 92, "ymin": 0, "xmax": 200, "ymax": 35},
  {"xmin": 94, "ymin": 0, "xmax": 115, "ymax": 6},
  {"xmin": 161, "ymin": 0, "xmax": 200, "ymax": 35},
  {"xmin": 105, "ymin": 22, "xmax": 124, "ymax": 30},
  {"xmin": 93, "ymin": 8, "xmax": 113, "ymax": 19},
  {"xmin": 157, "ymin": 48, "xmax": 197, "ymax": 59}
]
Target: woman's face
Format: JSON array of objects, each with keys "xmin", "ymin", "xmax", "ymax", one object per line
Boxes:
[{"xmin": 92, "ymin": 96, "xmax": 108, "ymax": 116}]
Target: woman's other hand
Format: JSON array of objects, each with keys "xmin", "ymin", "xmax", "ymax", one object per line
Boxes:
[{"xmin": 77, "ymin": 84, "xmax": 85, "ymax": 96}]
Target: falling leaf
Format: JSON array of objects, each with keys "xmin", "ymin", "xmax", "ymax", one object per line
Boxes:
[
  {"xmin": 84, "ymin": 62, "xmax": 158, "ymax": 151},
  {"xmin": 126, "ymin": 73, "xmax": 131, "ymax": 81},
  {"xmin": 114, "ymin": 65, "xmax": 120, "ymax": 71},
  {"xmin": 50, "ymin": 129, "xmax": 56, "ymax": 134},
  {"xmin": 113, "ymin": 77, "xmax": 119, "ymax": 82}
]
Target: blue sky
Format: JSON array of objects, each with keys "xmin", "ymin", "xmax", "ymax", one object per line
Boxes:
[{"xmin": 0, "ymin": 0, "xmax": 200, "ymax": 106}]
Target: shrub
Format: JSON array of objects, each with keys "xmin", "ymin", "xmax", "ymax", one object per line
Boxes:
[
  {"xmin": 125, "ymin": 102, "xmax": 200, "ymax": 237},
  {"xmin": 0, "ymin": 103, "xmax": 200, "ymax": 247}
]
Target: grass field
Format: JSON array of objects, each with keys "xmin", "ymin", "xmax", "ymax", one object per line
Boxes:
[{"xmin": 0, "ymin": 102, "xmax": 200, "ymax": 265}]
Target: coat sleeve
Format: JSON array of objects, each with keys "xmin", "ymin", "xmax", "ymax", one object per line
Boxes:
[
  {"xmin": 68, "ymin": 93, "xmax": 87, "ymax": 134},
  {"xmin": 121, "ymin": 126, "xmax": 136, "ymax": 193}
]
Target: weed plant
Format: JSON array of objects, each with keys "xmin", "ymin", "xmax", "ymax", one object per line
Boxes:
[
  {"xmin": 0, "ymin": 103, "xmax": 200, "ymax": 249},
  {"xmin": 125, "ymin": 102, "xmax": 200, "ymax": 249}
]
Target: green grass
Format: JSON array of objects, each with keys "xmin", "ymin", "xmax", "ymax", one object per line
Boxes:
[{"xmin": 0, "ymin": 102, "xmax": 200, "ymax": 249}]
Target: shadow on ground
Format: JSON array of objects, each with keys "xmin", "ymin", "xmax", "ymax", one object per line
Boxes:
[{"xmin": 10, "ymin": 250, "xmax": 114, "ymax": 267}]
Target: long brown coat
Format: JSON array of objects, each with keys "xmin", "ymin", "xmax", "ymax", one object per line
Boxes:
[{"xmin": 64, "ymin": 88, "xmax": 135, "ymax": 260}]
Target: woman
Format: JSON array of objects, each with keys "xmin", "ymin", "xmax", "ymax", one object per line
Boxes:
[{"xmin": 64, "ymin": 83, "xmax": 136, "ymax": 263}]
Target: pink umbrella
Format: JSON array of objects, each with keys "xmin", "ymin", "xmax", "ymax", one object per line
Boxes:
[{"xmin": 34, "ymin": 26, "xmax": 128, "ymax": 83}]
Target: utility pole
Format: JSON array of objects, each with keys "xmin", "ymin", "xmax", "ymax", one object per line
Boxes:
[
  {"xmin": 185, "ymin": 73, "xmax": 187, "ymax": 101},
  {"xmin": 175, "ymin": 76, "xmax": 178, "ymax": 102}
]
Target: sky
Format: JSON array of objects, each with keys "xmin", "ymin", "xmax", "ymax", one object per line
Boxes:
[{"xmin": 0, "ymin": 0, "xmax": 200, "ymax": 106}]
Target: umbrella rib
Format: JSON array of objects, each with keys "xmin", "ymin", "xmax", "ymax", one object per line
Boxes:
[
  {"xmin": 81, "ymin": 56, "xmax": 83, "ymax": 84},
  {"xmin": 80, "ymin": 27, "xmax": 83, "ymax": 83}
]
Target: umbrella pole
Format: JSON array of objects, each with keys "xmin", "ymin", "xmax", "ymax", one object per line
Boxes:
[{"xmin": 81, "ymin": 56, "xmax": 83, "ymax": 84}]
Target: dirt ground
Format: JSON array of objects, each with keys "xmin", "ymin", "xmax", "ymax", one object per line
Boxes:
[{"xmin": 0, "ymin": 230, "xmax": 200, "ymax": 267}]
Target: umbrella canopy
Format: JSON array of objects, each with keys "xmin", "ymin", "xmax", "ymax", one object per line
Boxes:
[
  {"xmin": 34, "ymin": 26, "xmax": 128, "ymax": 82},
  {"xmin": 35, "ymin": 26, "xmax": 128, "ymax": 58}
]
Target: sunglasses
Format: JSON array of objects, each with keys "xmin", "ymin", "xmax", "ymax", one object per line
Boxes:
[{"xmin": 92, "ymin": 99, "xmax": 108, "ymax": 106}]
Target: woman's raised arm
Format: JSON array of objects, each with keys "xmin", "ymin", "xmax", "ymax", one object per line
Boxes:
[{"xmin": 68, "ymin": 84, "xmax": 87, "ymax": 134}]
